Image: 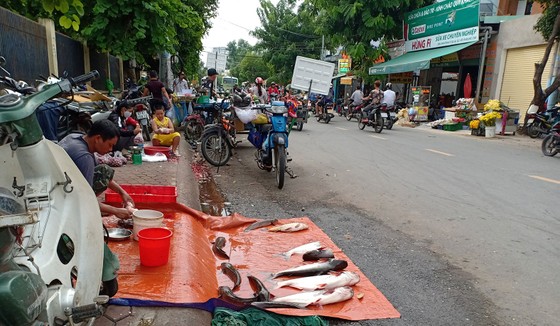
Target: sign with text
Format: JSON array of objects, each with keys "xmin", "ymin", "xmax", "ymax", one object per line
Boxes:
[
  {"xmin": 291, "ymin": 56, "xmax": 335, "ymax": 95},
  {"xmin": 404, "ymin": 0, "xmax": 480, "ymax": 51},
  {"xmin": 411, "ymin": 86, "xmax": 431, "ymax": 121},
  {"xmin": 338, "ymin": 58, "xmax": 352, "ymax": 74}
]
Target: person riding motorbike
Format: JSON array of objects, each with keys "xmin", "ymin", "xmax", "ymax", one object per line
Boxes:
[
  {"xmin": 349, "ymin": 86, "xmax": 363, "ymax": 111},
  {"xmin": 362, "ymin": 80, "xmax": 384, "ymax": 121},
  {"xmin": 383, "ymin": 83, "xmax": 396, "ymax": 107},
  {"xmin": 267, "ymin": 82, "xmax": 280, "ymax": 102}
]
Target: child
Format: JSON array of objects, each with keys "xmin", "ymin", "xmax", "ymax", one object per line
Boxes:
[{"xmin": 150, "ymin": 105, "xmax": 181, "ymax": 157}]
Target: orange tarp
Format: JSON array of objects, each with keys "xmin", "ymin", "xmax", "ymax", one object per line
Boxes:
[{"xmin": 106, "ymin": 203, "xmax": 400, "ymax": 321}]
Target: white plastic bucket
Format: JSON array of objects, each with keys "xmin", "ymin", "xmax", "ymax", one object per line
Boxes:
[{"xmin": 132, "ymin": 209, "xmax": 164, "ymax": 241}]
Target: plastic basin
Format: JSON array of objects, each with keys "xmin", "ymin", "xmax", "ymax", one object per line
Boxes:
[{"xmin": 143, "ymin": 146, "xmax": 171, "ymax": 158}]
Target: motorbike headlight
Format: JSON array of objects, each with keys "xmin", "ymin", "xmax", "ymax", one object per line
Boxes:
[{"xmin": 267, "ymin": 105, "xmax": 288, "ymax": 114}]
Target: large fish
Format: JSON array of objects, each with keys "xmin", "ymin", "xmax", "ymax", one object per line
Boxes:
[
  {"xmin": 221, "ymin": 262, "xmax": 241, "ymax": 290},
  {"xmin": 218, "ymin": 286, "xmax": 258, "ymax": 304},
  {"xmin": 268, "ymin": 222, "xmax": 308, "ymax": 232},
  {"xmin": 302, "ymin": 248, "xmax": 335, "ymax": 261},
  {"xmin": 244, "ymin": 218, "xmax": 278, "ymax": 232},
  {"xmin": 281, "ymin": 241, "xmax": 323, "ymax": 259},
  {"xmin": 272, "ymin": 286, "xmax": 354, "ymax": 308},
  {"xmin": 275, "ymin": 271, "xmax": 360, "ymax": 291},
  {"xmin": 248, "ymin": 275, "xmax": 273, "ymax": 302},
  {"xmin": 272, "ymin": 259, "xmax": 348, "ymax": 279},
  {"xmin": 212, "ymin": 236, "xmax": 229, "ymax": 259}
]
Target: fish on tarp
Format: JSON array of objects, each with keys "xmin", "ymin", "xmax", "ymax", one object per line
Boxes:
[
  {"xmin": 221, "ymin": 262, "xmax": 241, "ymax": 290},
  {"xmin": 272, "ymin": 259, "xmax": 348, "ymax": 279},
  {"xmin": 281, "ymin": 241, "xmax": 323, "ymax": 259},
  {"xmin": 275, "ymin": 271, "xmax": 360, "ymax": 291},
  {"xmin": 218, "ymin": 286, "xmax": 259, "ymax": 304},
  {"xmin": 212, "ymin": 236, "xmax": 229, "ymax": 259},
  {"xmin": 247, "ymin": 275, "xmax": 273, "ymax": 302},
  {"xmin": 244, "ymin": 218, "xmax": 278, "ymax": 232},
  {"xmin": 268, "ymin": 222, "xmax": 308, "ymax": 232},
  {"xmin": 272, "ymin": 286, "xmax": 354, "ymax": 308},
  {"xmin": 302, "ymin": 248, "xmax": 335, "ymax": 261},
  {"xmin": 251, "ymin": 301, "xmax": 306, "ymax": 309}
]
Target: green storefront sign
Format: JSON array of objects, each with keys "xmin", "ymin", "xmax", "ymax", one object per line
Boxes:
[{"xmin": 405, "ymin": 0, "xmax": 480, "ymax": 41}]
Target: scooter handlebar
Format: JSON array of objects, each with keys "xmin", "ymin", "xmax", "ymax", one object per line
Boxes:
[{"xmin": 69, "ymin": 70, "xmax": 100, "ymax": 87}]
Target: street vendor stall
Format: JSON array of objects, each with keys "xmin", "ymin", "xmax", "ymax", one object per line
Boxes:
[{"xmin": 469, "ymin": 99, "xmax": 519, "ymax": 137}]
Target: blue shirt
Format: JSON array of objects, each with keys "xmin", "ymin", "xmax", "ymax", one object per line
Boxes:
[{"xmin": 59, "ymin": 133, "xmax": 95, "ymax": 187}]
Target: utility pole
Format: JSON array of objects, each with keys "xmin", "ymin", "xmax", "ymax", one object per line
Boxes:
[
  {"xmin": 215, "ymin": 51, "xmax": 218, "ymax": 70},
  {"xmin": 321, "ymin": 35, "xmax": 325, "ymax": 60}
]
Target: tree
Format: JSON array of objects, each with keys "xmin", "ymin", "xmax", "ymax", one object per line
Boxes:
[
  {"xmin": 526, "ymin": 1, "xmax": 560, "ymax": 128},
  {"xmin": 309, "ymin": 0, "xmax": 431, "ymax": 80},
  {"xmin": 252, "ymin": 0, "xmax": 323, "ymax": 84},
  {"xmin": 226, "ymin": 40, "xmax": 254, "ymax": 71},
  {"xmin": 232, "ymin": 52, "xmax": 272, "ymax": 84},
  {"xmin": 3, "ymin": 0, "xmax": 83, "ymax": 30}
]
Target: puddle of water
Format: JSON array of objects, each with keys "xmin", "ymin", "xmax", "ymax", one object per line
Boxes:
[{"xmin": 191, "ymin": 155, "xmax": 231, "ymax": 216}]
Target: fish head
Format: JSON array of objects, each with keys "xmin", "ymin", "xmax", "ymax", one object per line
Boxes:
[{"xmin": 331, "ymin": 259, "xmax": 349, "ymax": 270}]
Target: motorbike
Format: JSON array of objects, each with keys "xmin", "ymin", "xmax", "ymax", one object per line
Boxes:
[
  {"xmin": 346, "ymin": 100, "xmax": 363, "ymax": 121},
  {"xmin": 285, "ymin": 95, "xmax": 307, "ymax": 132},
  {"xmin": 359, "ymin": 103, "xmax": 385, "ymax": 133},
  {"xmin": 199, "ymin": 99, "xmax": 237, "ymax": 166},
  {"xmin": 541, "ymin": 121, "xmax": 560, "ymax": 157},
  {"xmin": 315, "ymin": 97, "xmax": 334, "ymax": 124},
  {"xmin": 526, "ymin": 105, "xmax": 560, "ymax": 138},
  {"xmin": 249, "ymin": 101, "xmax": 293, "ymax": 189},
  {"xmin": 0, "ymin": 57, "xmax": 107, "ymax": 325},
  {"xmin": 381, "ymin": 104, "xmax": 398, "ymax": 130}
]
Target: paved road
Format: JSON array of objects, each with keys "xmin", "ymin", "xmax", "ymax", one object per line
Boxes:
[{"xmin": 204, "ymin": 116, "xmax": 559, "ymax": 325}]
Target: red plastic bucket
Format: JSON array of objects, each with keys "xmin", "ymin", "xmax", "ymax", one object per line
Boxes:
[{"xmin": 138, "ymin": 228, "xmax": 173, "ymax": 267}]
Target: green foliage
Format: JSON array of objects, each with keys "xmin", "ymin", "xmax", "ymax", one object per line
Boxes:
[
  {"xmin": 251, "ymin": 0, "xmax": 324, "ymax": 84},
  {"xmin": 226, "ymin": 40, "xmax": 254, "ymax": 71},
  {"xmin": 309, "ymin": 0, "xmax": 432, "ymax": 78},
  {"xmin": 231, "ymin": 52, "xmax": 273, "ymax": 84},
  {"xmin": 535, "ymin": 1, "xmax": 560, "ymax": 40}
]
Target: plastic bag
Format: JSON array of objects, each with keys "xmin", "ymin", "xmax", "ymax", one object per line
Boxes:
[
  {"xmin": 252, "ymin": 113, "xmax": 268, "ymax": 125},
  {"xmin": 142, "ymin": 152, "xmax": 167, "ymax": 162},
  {"xmin": 134, "ymin": 132, "xmax": 144, "ymax": 144},
  {"xmin": 166, "ymin": 107, "xmax": 179, "ymax": 127},
  {"xmin": 235, "ymin": 107, "xmax": 258, "ymax": 124}
]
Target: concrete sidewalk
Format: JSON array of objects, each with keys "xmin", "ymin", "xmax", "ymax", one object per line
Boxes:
[{"xmin": 94, "ymin": 139, "xmax": 211, "ymax": 326}]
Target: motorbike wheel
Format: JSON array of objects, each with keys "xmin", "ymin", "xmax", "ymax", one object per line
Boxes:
[
  {"xmin": 184, "ymin": 120, "xmax": 204, "ymax": 142},
  {"xmin": 141, "ymin": 124, "xmax": 151, "ymax": 142},
  {"xmin": 201, "ymin": 132, "xmax": 231, "ymax": 166},
  {"xmin": 358, "ymin": 117, "xmax": 366, "ymax": 130},
  {"xmin": 541, "ymin": 134, "xmax": 559, "ymax": 157},
  {"xmin": 297, "ymin": 121, "xmax": 304, "ymax": 131},
  {"xmin": 325, "ymin": 113, "xmax": 331, "ymax": 124},
  {"xmin": 374, "ymin": 112, "xmax": 384, "ymax": 133},
  {"xmin": 386, "ymin": 118, "xmax": 394, "ymax": 130},
  {"xmin": 346, "ymin": 111, "xmax": 353, "ymax": 121},
  {"xmin": 527, "ymin": 122, "xmax": 542, "ymax": 138},
  {"xmin": 275, "ymin": 145, "xmax": 286, "ymax": 189}
]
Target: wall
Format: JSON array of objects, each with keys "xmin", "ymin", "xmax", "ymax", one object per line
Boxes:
[
  {"xmin": 0, "ymin": 6, "xmax": 122, "ymax": 91},
  {"xmin": 490, "ymin": 14, "xmax": 547, "ymax": 99}
]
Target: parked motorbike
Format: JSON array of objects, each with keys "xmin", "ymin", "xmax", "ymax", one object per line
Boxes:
[
  {"xmin": 315, "ymin": 96, "xmax": 334, "ymax": 124},
  {"xmin": 200, "ymin": 99, "xmax": 237, "ymax": 166},
  {"xmin": 0, "ymin": 57, "xmax": 106, "ymax": 325},
  {"xmin": 541, "ymin": 121, "xmax": 560, "ymax": 156},
  {"xmin": 526, "ymin": 105, "xmax": 560, "ymax": 138},
  {"xmin": 359, "ymin": 103, "xmax": 384, "ymax": 133},
  {"xmin": 248, "ymin": 101, "xmax": 292, "ymax": 189}
]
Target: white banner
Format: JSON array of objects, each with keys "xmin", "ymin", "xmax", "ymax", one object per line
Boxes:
[{"xmin": 405, "ymin": 27, "xmax": 479, "ymax": 52}]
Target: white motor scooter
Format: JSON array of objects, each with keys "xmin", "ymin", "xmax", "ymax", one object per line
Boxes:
[{"xmin": 0, "ymin": 57, "xmax": 107, "ymax": 325}]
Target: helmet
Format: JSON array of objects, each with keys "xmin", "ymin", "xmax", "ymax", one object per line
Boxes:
[
  {"xmin": 255, "ymin": 77, "xmax": 263, "ymax": 84},
  {"xmin": 271, "ymin": 82, "xmax": 276, "ymax": 85},
  {"xmin": 386, "ymin": 82, "xmax": 392, "ymax": 90}
]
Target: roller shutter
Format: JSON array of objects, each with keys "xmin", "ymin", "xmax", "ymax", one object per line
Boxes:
[{"xmin": 500, "ymin": 45, "xmax": 552, "ymax": 120}]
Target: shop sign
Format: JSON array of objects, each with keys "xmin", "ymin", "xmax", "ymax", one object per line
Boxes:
[
  {"xmin": 338, "ymin": 58, "xmax": 352, "ymax": 74},
  {"xmin": 389, "ymin": 72, "xmax": 413, "ymax": 84},
  {"xmin": 341, "ymin": 77, "xmax": 353, "ymax": 85},
  {"xmin": 431, "ymin": 52, "xmax": 460, "ymax": 67},
  {"xmin": 404, "ymin": 0, "xmax": 480, "ymax": 52},
  {"xmin": 387, "ymin": 40, "xmax": 406, "ymax": 59},
  {"xmin": 411, "ymin": 86, "xmax": 431, "ymax": 121}
]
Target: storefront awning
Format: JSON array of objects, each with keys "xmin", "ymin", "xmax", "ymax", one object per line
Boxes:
[
  {"xmin": 368, "ymin": 41, "xmax": 476, "ymax": 75},
  {"xmin": 332, "ymin": 73, "xmax": 347, "ymax": 80}
]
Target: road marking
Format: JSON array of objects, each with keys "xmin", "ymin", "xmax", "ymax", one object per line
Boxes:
[
  {"xmin": 528, "ymin": 175, "xmax": 560, "ymax": 185},
  {"xmin": 370, "ymin": 135, "xmax": 386, "ymax": 140},
  {"xmin": 335, "ymin": 127, "xmax": 348, "ymax": 131},
  {"xmin": 425, "ymin": 149, "xmax": 454, "ymax": 157}
]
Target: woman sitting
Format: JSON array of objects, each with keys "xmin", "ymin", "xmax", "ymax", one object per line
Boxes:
[
  {"xmin": 108, "ymin": 101, "xmax": 142, "ymax": 152},
  {"xmin": 151, "ymin": 104, "xmax": 181, "ymax": 157}
]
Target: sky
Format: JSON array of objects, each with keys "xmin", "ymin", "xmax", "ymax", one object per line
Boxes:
[{"xmin": 200, "ymin": 0, "xmax": 264, "ymax": 64}]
